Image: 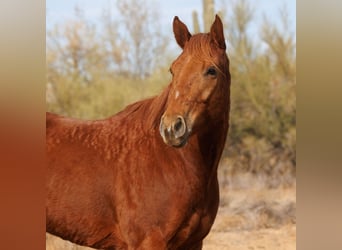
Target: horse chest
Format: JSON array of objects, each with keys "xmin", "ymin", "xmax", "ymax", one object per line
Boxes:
[
  {"xmin": 172, "ymin": 207, "xmax": 214, "ymax": 245},
  {"xmin": 167, "ymin": 177, "xmax": 219, "ymax": 248}
]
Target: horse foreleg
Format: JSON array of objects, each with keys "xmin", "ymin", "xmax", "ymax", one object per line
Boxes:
[
  {"xmin": 188, "ymin": 241, "xmax": 203, "ymax": 250},
  {"xmin": 135, "ymin": 231, "xmax": 167, "ymax": 250}
]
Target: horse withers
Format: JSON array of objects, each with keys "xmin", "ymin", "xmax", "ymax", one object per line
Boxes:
[{"xmin": 46, "ymin": 15, "xmax": 231, "ymax": 250}]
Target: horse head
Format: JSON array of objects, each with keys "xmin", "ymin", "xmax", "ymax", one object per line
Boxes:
[{"xmin": 159, "ymin": 15, "xmax": 230, "ymax": 147}]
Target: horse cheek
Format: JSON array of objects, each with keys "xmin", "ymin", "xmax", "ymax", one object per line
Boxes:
[{"xmin": 200, "ymin": 83, "xmax": 216, "ymax": 102}]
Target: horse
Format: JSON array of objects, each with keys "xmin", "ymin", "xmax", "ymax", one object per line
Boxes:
[{"xmin": 46, "ymin": 15, "xmax": 231, "ymax": 250}]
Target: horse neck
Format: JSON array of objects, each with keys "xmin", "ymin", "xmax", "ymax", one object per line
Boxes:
[
  {"xmin": 194, "ymin": 78, "xmax": 230, "ymax": 180},
  {"xmin": 198, "ymin": 109, "xmax": 229, "ymax": 167}
]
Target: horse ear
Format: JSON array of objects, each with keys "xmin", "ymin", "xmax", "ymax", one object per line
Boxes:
[
  {"xmin": 173, "ymin": 16, "xmax": 192, "ymax": 49},
  {"xmin": 210, "ymin": 15, "xmax": 226, "ymax": 50}
]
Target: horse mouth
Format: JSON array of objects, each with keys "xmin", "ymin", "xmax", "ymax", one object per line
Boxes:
[
  {"xmin": 163, "ymin": 132, "xmax": 190, "ymax": 148},
  {"xmin": 159, "ymin": 115, "xmax": 190, "ymax": 148}
]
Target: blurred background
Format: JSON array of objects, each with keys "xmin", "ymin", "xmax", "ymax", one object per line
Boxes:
[{"xmin": 46, "ymin": 0, "xmax": 296, "ymax": 249}]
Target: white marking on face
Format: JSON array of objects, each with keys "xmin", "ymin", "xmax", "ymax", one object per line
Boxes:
[{"xmin": 175, "ymin": 90, "xmax": 179, "ymax": 100}]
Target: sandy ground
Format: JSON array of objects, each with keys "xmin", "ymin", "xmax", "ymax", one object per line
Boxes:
[
  {"xmin": 203, "ymin": 224, "xmax": 296, "ymax": 250},
  {"xmin": 47, "ymin": 225, "xmax": 296, "ymax": 250}
]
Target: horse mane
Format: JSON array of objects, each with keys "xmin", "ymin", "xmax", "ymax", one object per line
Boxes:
[
  {"xmin": 145, "ymin": 84, "xmax": 171, "ymax": 129},
  {"xmin": 109, "ymin": 84, "xmax": 171, "ymax": 131}
]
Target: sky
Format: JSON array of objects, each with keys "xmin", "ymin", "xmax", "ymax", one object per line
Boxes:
[{"xmin": 46, "ymin": 0, "xmax": 296, "ymax": 51}]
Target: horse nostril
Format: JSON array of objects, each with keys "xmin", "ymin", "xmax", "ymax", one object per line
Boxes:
[
  {"xmin": 172, "ymin": 116, "xmax": 186, "ymax": 138},
  {"xmin": 174, "ymin": 118, "xmax": 182, "ymax": 131}
]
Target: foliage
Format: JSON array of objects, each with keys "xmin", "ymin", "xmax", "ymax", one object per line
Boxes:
[
  {"xmin": 219, "ymin": 0, "xmax": 296, "ymax": 181},
  {"xmin": 46, "ymin": 3, "xmax": 171, "ymax": 119}
]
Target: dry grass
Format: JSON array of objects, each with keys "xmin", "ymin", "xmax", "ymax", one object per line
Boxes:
[
  {"xmin": 203, "ymin": 224, "xmax": 296, "ymax": 250},
  {"xmin": 46, "ymin": 234, "xmax": 93, "ymax": 250},
  {"xmin": 202, "ymin": 174, "xmax": 296, "ymax": 250}
]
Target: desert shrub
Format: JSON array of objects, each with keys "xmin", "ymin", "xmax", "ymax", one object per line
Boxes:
[{"xmin": 219, "ymin": 1, "xmax": 296, "ymax": 184}]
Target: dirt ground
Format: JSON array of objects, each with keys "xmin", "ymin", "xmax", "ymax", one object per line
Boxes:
[
  {"xmin": 203, "ymin": 224, "xmax": 296, "ymax": 250},
  {"xmin": 47, "ymin": 224, "xmax": 296, "ymax": 250},
  {"xmin": 202, "ymin": 178, "xmax": 296, "ymax": 250}
]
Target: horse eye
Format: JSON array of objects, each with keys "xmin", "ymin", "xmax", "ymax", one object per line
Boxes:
[
  {"xmin": 169, "ymin": 68, "xmax": 174, "ymax": 75},
  {"xmin": 206, "ymin": 67, "xmax": 217, "ymax": 76}
]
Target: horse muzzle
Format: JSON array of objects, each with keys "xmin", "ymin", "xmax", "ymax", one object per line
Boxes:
[{"xmin": 159, "ymin": 115, "xmax": 190, "ymax": 147}]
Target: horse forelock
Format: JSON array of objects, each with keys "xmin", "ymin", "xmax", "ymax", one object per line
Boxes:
[{"xmin": 184, "ymin": 33, "xmax": 229, "ymax": 79}]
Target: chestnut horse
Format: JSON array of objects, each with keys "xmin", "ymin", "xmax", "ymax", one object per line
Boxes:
[{"xmin": 46, "ymin": 15, "xmax": 230, "ymax": 250}]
